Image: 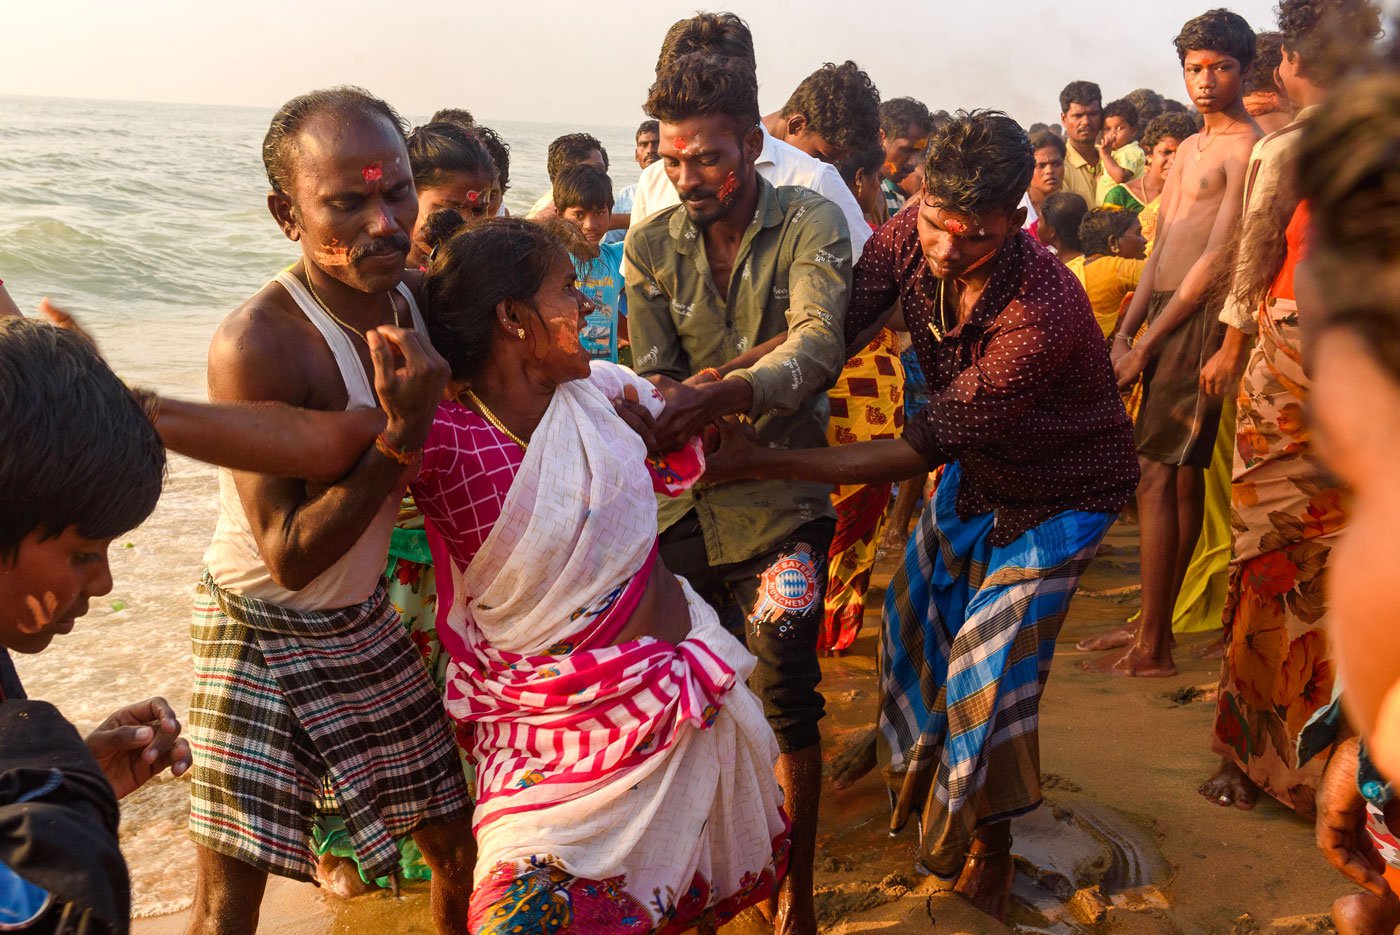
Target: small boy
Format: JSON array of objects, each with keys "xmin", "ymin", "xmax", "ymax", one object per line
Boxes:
[
  {"xmin": 553, "ymin": 164, "xmax": 628, "ymax": 364},
  {"xmin": 1095, "ymin": 99, "xmax": 1146, "ymax": 204},
  {"xmin": 0, "ymin": 315, "xmax": 190, "ymax": 930}
]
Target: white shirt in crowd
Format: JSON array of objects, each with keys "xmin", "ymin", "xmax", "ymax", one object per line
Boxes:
[{"xmin": 628, "ymin": 126, "xmax": 871, "ymax": 260}]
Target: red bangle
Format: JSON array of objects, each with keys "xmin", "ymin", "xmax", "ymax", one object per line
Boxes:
[
  {"xmin": 374, "ymin": 433, "xmax": 421, "ymax": 466},
  {"xmin": 699, "ymin": 367, "xmax": 722, "ymax": 382}
]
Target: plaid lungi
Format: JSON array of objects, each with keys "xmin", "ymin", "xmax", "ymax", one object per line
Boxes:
[
  {"xmin": 877, "ymin": 462, "xmax": 1113, "ymax": 878},
  {"xmin": 188, "ymin": 572, "xmax": 471, "ymax": 882}
]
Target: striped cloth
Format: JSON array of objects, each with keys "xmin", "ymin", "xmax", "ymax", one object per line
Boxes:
[
  {"xmin": 188, "ymin": 574, "xmax": 471, "ymax": 882},
  {"xmin": 878, "ymin": 462, "xmax": 1114, "ymax": 877}
]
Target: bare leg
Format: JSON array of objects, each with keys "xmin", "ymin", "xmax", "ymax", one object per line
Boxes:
[
  {"xmin": 1084, "ymin": 459, "xmax": 1179, "ymax": 677},
  {"xmin": 314, "ymin": 852, "xmax": 375, "ymax": 899},
  {"xmin": 952, "ymin": 820, "xmax": 1015, "ymax": 922},
  {"xmin": 830, "ymin": 729, "xmax": 878, "ymax": 790},
  {"xmin": 412, "ymin": 817, "xmax": 477, "ymax": 935},
  {"xmin": 773, "ymin": 744, "xmax": 822, "ymax": 935},
  {"xmin": 1198, "ymin": 757, "xmax": 1259, "ymax": 810},
  {"xmin": 1171, "ymin": 464, "xmax": 1207, "ymax": 620},
  {"xmin": 185, "ymin": 846, "xmax": 268, "ymax": 935},
  {"xmin": 882, "ymin": 472, "xmax": 928, "ymax": 552}
]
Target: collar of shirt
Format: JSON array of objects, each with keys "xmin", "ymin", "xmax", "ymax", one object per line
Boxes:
[
  {"xmin": 667, "ymin": 174, "xmax": 783, "ymax": 257},
  {"xmin": 1065, "ymin": 142, "xmax": 1100, "ymax": 174},
  {"xmin": 756, "ymin": 125, "xmax": 780, "ymax": 169}
]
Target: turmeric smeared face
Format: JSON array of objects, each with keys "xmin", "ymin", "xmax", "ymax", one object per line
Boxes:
[
  {"xmin": 657, "ymin": 114, "xmax": 760, "ymax": 228},
  {"xmin": 519, "ymin": 252, "xmax": 593, "ymax": 382},
  {"xmin": 0, "ymin": 527, "xmax": 115, "ymax": 654}
]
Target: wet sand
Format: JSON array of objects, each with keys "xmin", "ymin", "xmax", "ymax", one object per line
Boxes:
[{"xmin": 135, "ymin": 520, "xmax": 1350, "ymax": 933}]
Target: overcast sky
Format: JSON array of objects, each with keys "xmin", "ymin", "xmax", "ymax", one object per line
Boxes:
[{"xmin": 2, "ymin": 0, "xmax": 1318, "ymax": 126}]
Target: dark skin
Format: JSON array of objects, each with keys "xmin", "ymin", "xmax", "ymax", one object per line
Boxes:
[
  {"xmin": 635, "ymin": 128, "xmax": 660, "ymax": 168},
  {"xmin": 762, "ymin": 110, "xmax": 848, "ymax": 165},
  {"xmin": 1061, "ymin": 99, "xmax": 1103, "ymax": 166},
  {"xmin": 880, "ymin": 122, "xmax": 931, "ymax": 192},
  {"xmin": 189, "ymin": 110, "xmax": 474, "ymax": 935},
  {"xmin": 702, "ymin": 196, "xmax": 1028, "ymax": 923}
]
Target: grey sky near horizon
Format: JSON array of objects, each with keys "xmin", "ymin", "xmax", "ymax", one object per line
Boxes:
[{"xmin": 2, "ymin": 0, "xmax": 1315, "ymax": 127}]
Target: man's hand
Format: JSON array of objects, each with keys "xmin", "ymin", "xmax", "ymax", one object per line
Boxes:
[
  {"xmin": 86, "ymin": 697, "xmax": 192, "ymax": 801},
  {"xmin": 1200, "ymin": 327, "xmax": 1250, "ymax": 397},
  {"xmin": 1113, "ymin": 345, "xmax": 1148, "ymax": 390},
  {"xmin": 1317, "ymin": 737, "xmax": 1392, "ymax": 900},
  {"xmin": 698, "ymin": 417, "xmax": 763, "ymax": 485},
  {"xmin": 369, "ymin": 325, "xmax": 450, "ymax": 450},
  {"xmin": 649, "ymin": 374, "xmax": 753, "ymax": 453},
  {"xmin": 613, "ymin": 384, "xmax": 659, "ymax": 454}
]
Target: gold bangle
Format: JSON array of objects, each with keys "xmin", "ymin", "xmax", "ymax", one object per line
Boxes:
[{"xmin": 374, "ymin": 433, "xmax": 421, "ymax": 466}]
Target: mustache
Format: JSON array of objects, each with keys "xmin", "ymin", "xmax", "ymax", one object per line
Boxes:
[
  {"xmin": 349, "ymin": 234, "xmax": 411, "ymax": 265},
  {"xmin": 680, "ymin": 189, "xmax": 717, "ymax": 203}
]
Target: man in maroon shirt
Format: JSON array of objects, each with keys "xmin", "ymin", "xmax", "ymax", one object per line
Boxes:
[{"xmin": 702, "ymin": 110, "xmax": 1138, "ymax": 922}]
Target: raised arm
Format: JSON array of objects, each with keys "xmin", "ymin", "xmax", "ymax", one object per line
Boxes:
[{"xmin": 212, "ymin": 317, "xmax": 446, "ymax": 591}]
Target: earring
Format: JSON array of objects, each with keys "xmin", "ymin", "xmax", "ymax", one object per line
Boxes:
[{"xmin": 516, "ymin": 328, "xmax": 526, "ymax": 339}]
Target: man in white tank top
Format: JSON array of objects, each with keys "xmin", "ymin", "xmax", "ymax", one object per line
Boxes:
[{"xmin": 186, "ymin": 88, "xmax": 474, "ymax": 935}]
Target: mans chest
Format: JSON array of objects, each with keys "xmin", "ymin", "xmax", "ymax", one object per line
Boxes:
[{"xmin": 663, "ymin": 244, "xmax": 790, "ymax": 357}]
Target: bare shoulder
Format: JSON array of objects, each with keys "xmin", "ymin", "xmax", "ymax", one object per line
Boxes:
[{"xmin": 208, "ymin": 279, "xmax": 320, "ymax": 404}]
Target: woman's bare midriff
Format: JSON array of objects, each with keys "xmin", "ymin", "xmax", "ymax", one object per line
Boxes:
[{"xmin": 608, "ymin": 561, "xmax": 693, "ymax": 647}]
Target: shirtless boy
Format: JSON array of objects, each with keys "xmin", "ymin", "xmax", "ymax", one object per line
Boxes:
[{"xmin": 1088, "ymin": 9, "xmax": 1260, "ymax": 677}]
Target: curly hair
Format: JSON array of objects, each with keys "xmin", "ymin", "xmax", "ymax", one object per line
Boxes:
[
  {"xmin": 1297, "ymin": 71, "xmax": 1400, "ymax": 379},
  {"xmin": 1244, "ymin": 31, "xmax": 1286, "ymax": 94},
  {"xmin": 407, "ymin": 122, "xmax": 496, "ymax": 192},
  {"xmin": 262, "ymin": 86, "xmax": 406, "ymax": 200},
  {"xmin": 656, "ymin": 12, "xmax": 755, "ymax": 74},
  {"xmin": 1277, "ymin": 0, "xmax": 1383, "ymax": 88},
  {"xmin": 430, "ymin": 107, "xmax": 475, "ymax": 128},
  {"xmin": 547, "ymin": 133, "xmax": 608, "ymax": 182},
  {"xmin": 1141, "ymin": 112, "xmax": 1199, "ymax": 153},
  {"xmin": 422, "ymin": 218, "xmax": 569, "ymax": 383},
  {"xmin": 1040, "ymin": 192, "xmax": 1088, "ymax": 252},
  {"xmin": 879, "ymin": 97, "xmax": 933, "ymax": 141},
  {"xmin": 467, "ymin": 125, "xmax": 511, "ymax": 191},
  {"xmin": 645, "ymin": 52, "xmax": 761, "ymax": 135},
  {"xmin": 1174, "ymin": 9, "xmax": 1256, "ymax": 69},
  {"xmin": 781, "ymin": 61, "xmax": 881, "ymax": 154},
  {"xmin": 1103, "ymin": 99, "xmax": 1140, "ymax": 129},
  {"xmin": 1124, "ymin": 88, "xmax": 1165, "ymax": 127},
  {"xmin": 922, "ymin": 110, "xmax": 1034, "ymax": 216},
  {"xmin": 1059, "ymin": 81, "xmax": 1102, "ymax": 114},
  {"xmin": 1079, "ymin": 206, "xmax": 1139, "ymax": 255}
]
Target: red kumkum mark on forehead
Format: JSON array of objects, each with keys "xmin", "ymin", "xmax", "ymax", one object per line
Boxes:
[
  {"xmin": 362, "ymin": 162, "xmax": 383, "ymax": 184},
  {"xmin": 944, "ymin": 216, "xmax": 968, "ymax": 235},
  {"xmin": 674, "ymin": 136, "xmax": 689, "ymax": 151}
]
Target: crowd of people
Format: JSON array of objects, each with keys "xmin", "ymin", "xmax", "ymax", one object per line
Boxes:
[{"xmin": 4, "ymin": 2, "xmax": 1400, "ymax": 933}]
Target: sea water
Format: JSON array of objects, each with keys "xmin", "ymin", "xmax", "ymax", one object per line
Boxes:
[{"xmin": 0, "ymin": 94, "xmax": 642, "ymax": 915}]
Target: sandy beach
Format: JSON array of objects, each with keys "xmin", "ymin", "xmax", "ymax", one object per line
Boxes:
[{"xmin": 129, "ymin": 518, "xmax": 1347, "ymax": 935}]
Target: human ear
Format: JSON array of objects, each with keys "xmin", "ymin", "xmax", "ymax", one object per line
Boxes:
[
  {"xmin": 786, "ymin": 113, "xmax": 808, "ymax": 137},
  {"xmin": 742, "ymin": 124, "xmax": 764, "ymax": 162},
  {"xmin": 267, "ymin": 191, "xmax": 301, "ymax": 243},
  {"xmin": 1010, "ymin": 206, "xmax": 1028, "ymax": 230}
]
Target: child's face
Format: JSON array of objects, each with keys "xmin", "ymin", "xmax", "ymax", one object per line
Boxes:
[
  {"xmin": 561, "ymin": 205, "xmax": 611, "ymax": 246},
  {"xmin": 1101, "ymin": 117, "xmax": 1136, "ymax": 150},
  {"xmin": 1183, "ymin": 49, "xmax": 1246, "ymax": 115},
  {"xmin": 0, "ymin": 528, "xmax": 114, "ymax": 654}
]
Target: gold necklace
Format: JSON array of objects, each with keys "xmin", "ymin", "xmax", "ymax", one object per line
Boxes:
[
  {"xmin": 460, "ymin": 387, "xmax": 528, "ymax": 450},
  {"xmin": 929, "ymin": 278, "xmax": 954, "ymax": 342},
  {"xmin": 303, "ymin": 271, "xmax": 402, "ymax": 347},
  {"xmin": 1195, "ymin": 114, "xmax": 1241, "ymax": 162}
]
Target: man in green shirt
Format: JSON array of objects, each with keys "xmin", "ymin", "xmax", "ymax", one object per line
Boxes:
[{"xmin": 624, "ymin": 51, "xmax": 852, "ymax": 935}]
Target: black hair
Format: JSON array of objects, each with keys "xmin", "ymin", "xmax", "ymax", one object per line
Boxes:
[
  {"xmin": 430, "ymin": 107, "xmax": 475, "ymax": 128},
  {"xmin": 1103, "ymin": 98, "xmax": 1140, "ymax": 129},
  {"xmin": 835, "ymin": 144, "xmax": 885, "ymax": 186},
  {"xmin": 418, "ymin": 207, "xmax": 467, "ymax": 256},
  {"xmin": 656, "ymin": 12, "xmax": 756, "ymax": 75},
  {"xmin": 422, "ymin": 218, "xmax": 570, "ymax": 383},
  {"xmin": 922, "ymin": 110, "xmax": 1034, "ymax": 216},
  {"xmin": 879, "ymin": 97, "xmax": 934, "ymax": 141},
  {"xmin": 0, "ymin": 318, "xmax": 165, "ymax": 560},
  {"xmin": 467, "ymin": 125, "xmax": 511, "ymax": 192},
  {"xmin": 406, "ymin": 122, "xmax": 496, "ymax": 192},
  {"xmin": 636, "ymin": 119, "xmax": 660, "ymax": 140},
  {"xmin": 1040, "ymin": 192, "xmax": 1089, "ymax": 252},
  {"xmin": 780, "ymin": 61, "xmax": 881, "ymax": 154},
  {"xmin": 1059, "ymin": 81, "xmax": 1103, "ymax": 114},
  {"xmin": 1296, "ymin": 71, "xmax": 1400, "ymax": 379},
  {"xmin": 553, "ymin": 164, "xmax": 614, "ymax": 213},
  {"xmin": 1277, "ymin": 0, "xmax": 1384, "ymax": 88},
  {"xmin": 1161, "ymin": 98, "xmax": 1191, "ymax": 113},
  {"xmin": 1245, "ymin": 31, "xmax": 1287, "ymax": 94},
  {"xmin": 645, "ymin": 52, "xmax": 762, "ymax": 136},
  {"xmin": 547, "ymin": 132, "xmax": 608, "ymax": 182},
  {"xmin": 1030, "ymin": 129, "xmax": 1067, "ymax": 158},
  {"xmin": 1125, "ymin": 88, "xmax": 1166, "ymax": 126},
  {"xmin": 1174, "ymin": 9, "xmax": 1256, "ymax": 69},
  {"xmin": 262, "ymin": 86, "xmax": 406, "ymax": 200},
  {"xmin": 1079, "ymin": 206, "xmax": 1139, "ymax": 255},
  {"xmin": 1141, "ymin": 112, "xmax": 1199, "ymax": 152}
]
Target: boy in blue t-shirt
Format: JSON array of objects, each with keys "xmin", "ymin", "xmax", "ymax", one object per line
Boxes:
[{"xmin": 553, "ymin": 165, "xmax": 627, "ymax": 363}]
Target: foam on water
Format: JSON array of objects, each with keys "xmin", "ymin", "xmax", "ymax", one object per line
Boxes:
[{"xmin": 0, "ymin": 93, "xmax": 642, "ymax": 915}]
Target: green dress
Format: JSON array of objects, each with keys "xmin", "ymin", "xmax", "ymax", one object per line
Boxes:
[{"xmin": 1103, "ymin": 184, "xmax": 1145, "ymax": 213}]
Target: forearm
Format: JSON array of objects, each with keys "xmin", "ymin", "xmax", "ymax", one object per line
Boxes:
[
  {"xmin": 157, "ymin": 398, "xmax": 382, "ymax": 482},
  {"xmin": 1136, "ymin": 249, "xmax": 1223, "ymax": 357},
  {"xmin": 1115, "ymin": 250, "xmax": 1162, "ymax": 339},
  {"xmin": 1102, "ymin": 156, "xmax": 1133, "ymax": 184},
  {"xmin": 609, "ymin": 212, "xmax": 630, "ymax": 232},
  {"xmin": 746, "ymin": 438, "xmax": 929, "ymax": 486},
  {"xmin": 735, "ymin": 320, "xmax": 845, "ymax": 414},
  {"xmin": 717, "ymin": 334, "xmax": 784, "ymax": 376}
]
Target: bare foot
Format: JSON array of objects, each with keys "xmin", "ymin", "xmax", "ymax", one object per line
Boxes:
[
  {"xmin": 1075, "ymin": 626, "xmax": 1136, "ymax": 652},
  {"xmin": 1198, "ymin": 758, "xmax": 1258, "ymax": 810},
  {"xmin": 1078, "ymin": 645, "xmax": 1178, "ymax": 677},
  {"xmin": 314, "ymin": 853, "xmax": 375, "ymax": 899},
  {"xmin": 953, "ymin": 846, "xmax": 1015, "ymax": 922},
  {"xmin": 830, "ymin": 730, "xmax": 878, "ymax": 790},
  {"xmin": 1332, "ymin": 891, "xmax": 1400, "ymax": 935},
  {"xmin": 1191, "ymin": 636, "xmax": 1225, "ymax": 660}
]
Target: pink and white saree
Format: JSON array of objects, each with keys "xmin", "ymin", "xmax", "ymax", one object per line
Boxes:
[{"xmin": 424, "ymin": 363, "xmax": 788, "ymax": 933}]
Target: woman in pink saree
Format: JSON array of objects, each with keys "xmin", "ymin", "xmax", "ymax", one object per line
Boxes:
[{"xmin": 411, "ymin": 219, "xmax": 787, "ymax": 933}]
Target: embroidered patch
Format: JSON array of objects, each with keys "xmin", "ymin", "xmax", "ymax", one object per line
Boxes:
[{"xmin": 749, "ymin": 542, "xmax": 820, "ymax": 632}]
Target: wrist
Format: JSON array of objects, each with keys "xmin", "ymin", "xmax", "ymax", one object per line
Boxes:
[
  {"xmin": 706, "ymin": 375, "xmax": 754, "ymax": 419},
  {"xmin": 383, "ymin": 417, "xmax": 430, "ymax": 452}
]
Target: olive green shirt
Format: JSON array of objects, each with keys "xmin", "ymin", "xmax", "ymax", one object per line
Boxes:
[{"xmin": 624, "ymin": 178, "xmax": 852, "ymax": 566}]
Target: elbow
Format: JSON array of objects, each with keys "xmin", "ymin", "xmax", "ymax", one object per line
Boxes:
[{"xmin": 262, "ymin": 548, "xmax": 318, "ymax": 592}]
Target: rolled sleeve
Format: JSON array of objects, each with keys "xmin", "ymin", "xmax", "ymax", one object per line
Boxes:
[
  {"xmin": 623, "ymin": 236, "xmax": 689, "ymax": 381},
  {"xmin": 731, "ymin": 201, "xmax": 851, "ymax": 417}
]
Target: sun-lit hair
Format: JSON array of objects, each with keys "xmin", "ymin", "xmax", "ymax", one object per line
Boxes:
[
  {"xmin": 921, "ymin": 110, "xmax": 1034, "ymax": 217},
  {"xmin": 262, "ymin": 86, "xmax": 406, "ymax": 200},
  {"xmin": 1174, "ymin": 9, "xmax": 1256, "ymax": 69},
  {"xmin": 780, "ymin": 61, "xmax": 881, "ymax": 154},
  {"xmin": 645, "ymin": 52, "xmax": 761, "ymax": 136}
]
